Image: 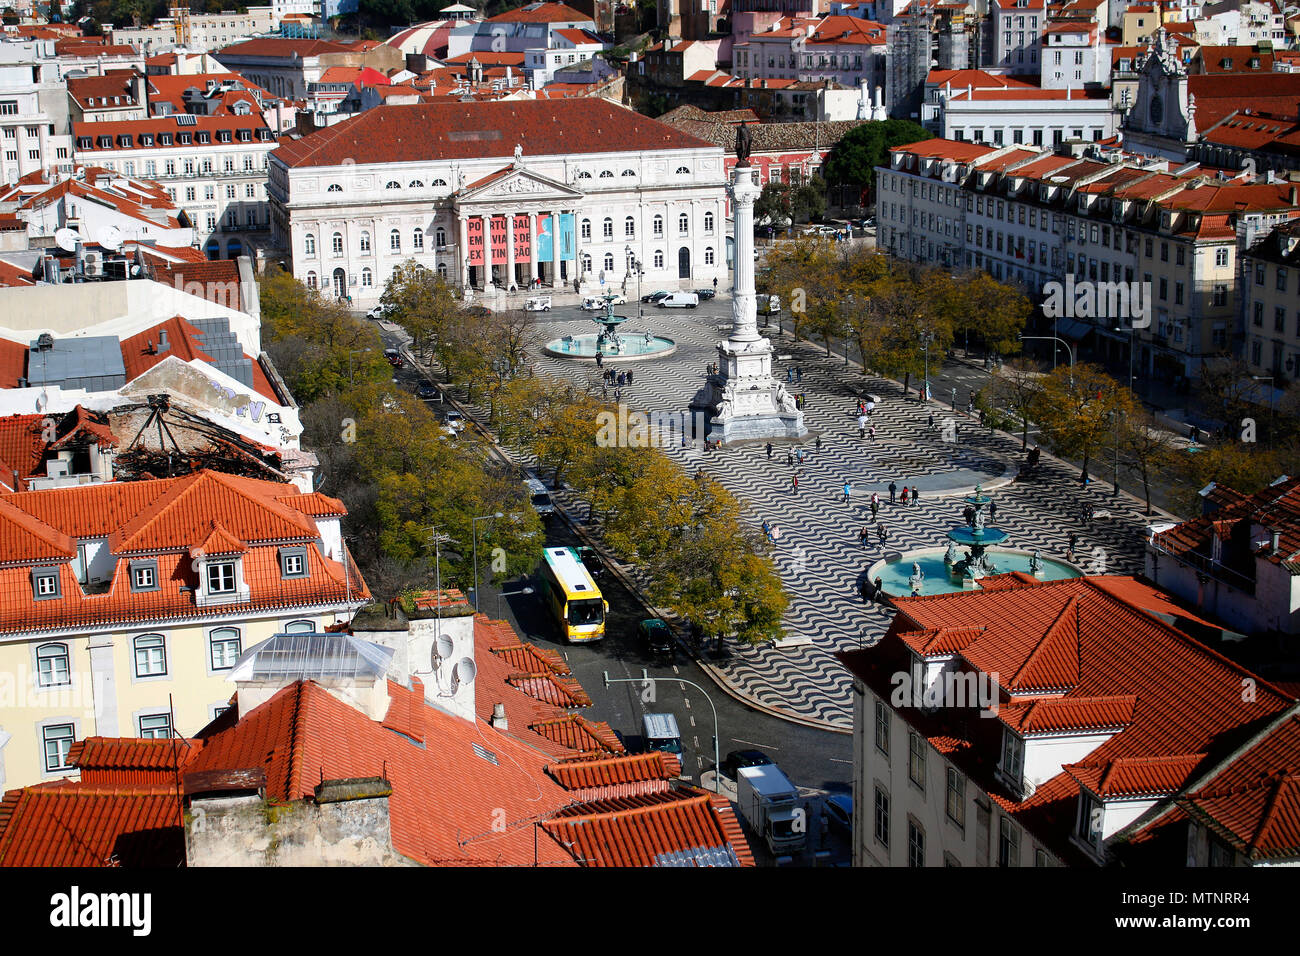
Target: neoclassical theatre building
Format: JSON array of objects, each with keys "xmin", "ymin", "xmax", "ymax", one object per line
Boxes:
[{"xmin": 267, "ymin": 99, "xmax": 730, "ymax": 301}]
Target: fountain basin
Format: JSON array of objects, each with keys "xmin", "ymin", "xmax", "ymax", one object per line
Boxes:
[
  {"xmin": 866, "ymin": 547, "xmax": 1084, "ymax": 597},
  {"xmin": 543, "ymin": 333, "xmax": 677, "ymax": 362},
  {"xmin": 947, "ymin": 527, "xmax": 1011, "ymax": 547}
]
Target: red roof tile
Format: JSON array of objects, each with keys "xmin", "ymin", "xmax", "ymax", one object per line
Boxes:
[
  {"xmin": 0, "ymin": 784, "xmax": 185, "ymax": 867},
  {"xmin": 1000, "ymin": 694, "xmax": 1138, "ymax": 734},
  {"xmin": 1066, "ymin": 752, "xmax": 1207, "ymax": 798},
  {"xmin": 270, "ymin": 100, "xmax": 715, "ymax": 169},
  {"xmin": 216, "ymin": 37, "xmax": 351, "ymax": 58},
  {"xmin": 487, "ymin": 2, "xmax": 590, "ymax": 22}
]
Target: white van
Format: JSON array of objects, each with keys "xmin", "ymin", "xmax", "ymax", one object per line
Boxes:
[
  {"xmin": 524, "ymin": 476, "xmax": 555, "ymax": 519},
  {"xmin": 524, "ymin": 296, "xmax": 551, "ymax": 312},
  {"xmin": 658, "ymin": 292, "xmax": 699, "ymax": 309}
]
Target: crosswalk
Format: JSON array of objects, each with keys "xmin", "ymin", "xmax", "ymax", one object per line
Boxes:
[{"xmin": 485, "ymin": 312, "xmax": 1152, "ymax": 727}]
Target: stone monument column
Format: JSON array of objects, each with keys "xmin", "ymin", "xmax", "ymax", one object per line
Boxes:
[{"xmin": 688, "ymin": 124, "xmax": 805, "ymax": 444}]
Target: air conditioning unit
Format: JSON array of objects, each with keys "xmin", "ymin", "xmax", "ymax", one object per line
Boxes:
[{"xmin": 82, "ymin": 251, "xmax": 103, "ymax": 276}]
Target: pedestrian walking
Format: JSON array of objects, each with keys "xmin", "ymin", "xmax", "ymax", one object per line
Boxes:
[
  {"xmin": 713, "ymin": 276, "xmax": 718, "ymax": 290},
  {"xmin": 874, "ymin": 577, "xmax": 885, "ymax": 604},
  {"xmin": 770, "ymin": 525, "xmax": 782, "ymax": 543},
  {"xmin": 900, "ymin": 486, "xmax": 910, "ymax": 506},
  {"xmin": 786, "ymin": 451, "xmax": 794, "ymax": 467},
  {"xmin": 843, "ymin": 481, "xmax": 852, "ymax": 503},
  {"xmin": 791, "ymin": 474, "xmax": 799, "ymax": 493},
  {"xmin": 858, "ymin": 526, "xmax": 868, "ymax": 546},
  {"xmin": 967, "ymin": 397, "xmax": 974, "ymax": 415},
  {"xmin": 627, "ymin": 369, "xmax": 634, "ymax": 385},
  {"xmin": 865, "ymin": 399, "xmax": 875, "ymax": 417},
  {"xmin": 868, "ymin": 425, "xmax": 876, "ymax": 442},
  {"xmin": 762, "ymin": 519, "xmax": 770, "ymax": 538},
  {"xmin": 595, "ymin": 351, "xmax": 603, "ymax": 368},
  {"xmin": 870, "ymin": 499, "xmax": 879, "ymax": 522},
  {"xmin": 787, "ymin": 367, "xmax": 794, "ymax": 383},
  {"xmin": 877, "ymin": 524, "xmax": 888, "ymax": 545},
  {"xmin": 859, "ymin": 424, "xmax": 866, "ymax": 439},
  {"xmin": 815, "ymin": 436, "xmax": 822, "ymax": 452},
  {"xmin": 858, "ymin": 400, "xmax": 865, "ymax": 416},
  {"xmin": 912, "ymin": 487, "xmax": 920, "ymax": 507},
  {"xmin": 1067, "ymin": 532, "xmax": 1079, "ymax": 563},
  {"xmin": 796, "ymin": 367, "xmax": 803, "ymax": 383},
  {"xmin": 889, "ymin": 481, "xmax": 897, "ymax": 503},
  {"xmin": 989, "ymin": 500, "xmax": 998, "ymax": 521},
  {"xmin": 928, "ymin": 412, "xmax": 935, "ymax": 432},
  {"xmin": 766, "ymin": 442, "xmax": 774, "ymax": 459}
]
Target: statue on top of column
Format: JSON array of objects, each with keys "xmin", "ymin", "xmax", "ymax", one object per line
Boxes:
[
  {"xmin": 735, "ymin": 122, "xmax": 753, "ymax": 168},
  {"xmin": 513, "ymin": 143, "xmax": 523, "ymax": 164}
]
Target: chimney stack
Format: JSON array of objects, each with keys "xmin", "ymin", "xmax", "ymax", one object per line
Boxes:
[
  {"xmin": 491, "ymin": 702, "xmax": 508, "ymax": 730},
  {"xmin": 158, "ymin": 329, "xmax": 169, "ymax": 352},
  {"xmin": 1272, "ymin": 530, "xmax": 1281, "ymax": 552}
]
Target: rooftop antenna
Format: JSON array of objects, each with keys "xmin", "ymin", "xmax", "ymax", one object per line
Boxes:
[{"xmin": 97, "ymin": 224, "xmax": 123, "ymax": 252}]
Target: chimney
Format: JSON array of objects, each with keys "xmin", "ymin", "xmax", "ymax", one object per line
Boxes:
[
  {"xmin": 1290, "ymin": 184, "xmax": 1298, "ymax": 205},
  {"xmin": 158, "ymin": 329, "xmax": 169, "ymax": 352},
  {"xmin": 491, "ymin": 702, "xmax": 508, "ymax": 730},
  {"xmin": 1272, "ymin": 530, "xmax": 1281, "ymax": 552}
]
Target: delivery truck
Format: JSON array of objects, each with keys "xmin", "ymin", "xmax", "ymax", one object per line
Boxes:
[{"xmin": 736, "ymin": 764, "xmax": 805, "ymax": 855}]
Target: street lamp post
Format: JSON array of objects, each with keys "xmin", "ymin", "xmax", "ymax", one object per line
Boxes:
[
  {"xmin": 346, "ymin": 347, "xmax": 372, "ymax": 384},
  {"xmin": 471, "ymin": 512, "xmax": 504, "ymax": 610},
  {"xmin": 626, "ymin": 245, "xmax": 643, "ymax": 319},
  {"xmin": 1111, "ymin": 408, "xmax": 1122, "ymax": 498},
  {"xmin": 1019, "ymin": 334, "xmax": 1075, "ymax": 386},
  {"xmin": 604, "ymin": 669, "xmax": 721, "ymax": 794},
  {"xmin": 919, "ymin": 330, "xmax": 934, "ymax": 402},
  {"xmin": 495, "ymin": 585, "xmax": 534, "ymax": 620}
]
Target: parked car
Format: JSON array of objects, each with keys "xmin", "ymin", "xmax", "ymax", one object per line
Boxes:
[
  {"xmin": 694, "ymin": 288, "xmax": 717, "ymax": 300},
  {"xmin": 383, "ymin": 348, "xmax": 404, "ymax": 368},
  {"xmin": 582, "ymin": 294, "xmax": 625, "ymax": 310},
  {"xmin": 658, "ymin": 292, "xmax": 699, "ymax": 309},
  {"xmin": 641, "ymin": 290, "xmax": 670, "ymax": 303},
  {"xmin": 824, "ymin": 793, "xmax": 852, "ymax": 835},
  {"xmin": 366, "ymin": 304, "xmax": 393, "ymax": 320},
  {"xmin": 637, "ymin": 618, "xmax": 674, "ymax": 658},
  {"xmin": 721, "ymin": 749, "xmax": 773, "ymax": 779},
  {"xmin": 575, "ymin": 545, "xmax": 606, "ymax": 579},
  {"xmin": 416, "ymin": 381, "xmax": 438, "ymax": 400},
  {"xmin": 757, "ymin": 294, "xmax": 781, "ymax": 316},
  {"xmin": 524, "ymin": 475, "xmax": 554, "ymax": 519},
  {"xmin": 443, "ymin": 409, "xmax": 464, "ymax": 433},
  {"xmin": 524, "ymin": 296, "xmax": 551, "ymax": 312}
]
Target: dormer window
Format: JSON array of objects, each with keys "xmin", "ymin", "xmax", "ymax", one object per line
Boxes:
[
  {"xmin": 116, "ymin": 134, "xmax": 132, "ymax": 147},
  {"xmin": 31, "ymin": 567, "xmax": 61, "ymax": 600},
  {"xmin": 207, "ymin": 561, "xmax": 236, "ymax": 594},
  {"xmin": 279, "ymin": 546, "xmax": 308, "ymax": 579},
  {"xmin": 178, "ymin": 132, "xmax": 191, "ymax": 145},
  {"xmin": 196, "ymin": 131, "xmax": 210, "ymax": 144},
  {"xmin": 129, "ymin": 558, "xmax": 159, "ymax": 593},
  {"xmin": 159, "ymin": 132, "xmax": 172, "ymax": 146},
  {"xmin": 1000, "ymin": 727, "xmax": 1025, "ymax": 788}
]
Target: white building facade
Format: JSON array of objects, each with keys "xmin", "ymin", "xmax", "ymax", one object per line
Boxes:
[{"xmin": 267, "ymin": 100, "xmax": 730, "ymax": 302}]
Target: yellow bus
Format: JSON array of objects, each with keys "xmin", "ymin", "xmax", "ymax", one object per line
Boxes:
[{"xmin": 538, "ymin": 546, "xmax": 607, "ymax": 642}]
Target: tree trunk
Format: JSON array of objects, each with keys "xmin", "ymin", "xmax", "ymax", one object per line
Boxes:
[
  {"xmin": 1081, "ymin": 450, "xmax": 1090, "ymax": 484},
  {"xmin": 1142, "ymin": 463, "xmax": 1153, "ymax": 516},
  {"xmin": 1021, "ymin": 417, "xmax": 1028, "ymax": 451},
  {"xmin": 902, "ymin": 372, "xmax": 912, "ymax": 399}
]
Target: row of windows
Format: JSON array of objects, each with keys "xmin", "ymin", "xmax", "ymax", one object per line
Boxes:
[
  {"xmin": 33, "ymin": 620, "xmax": 317, "ymax": 692},
  {"xmin": 320, "ymin": 167, "xmax": 687, "ymax": 194},
  {"xmin": 166, "ymin": 182, "xmax": 260, "ymax": 202},
  {"xmin": 30, "ymin": 550, "xmax": 300, "ymax": 603}
]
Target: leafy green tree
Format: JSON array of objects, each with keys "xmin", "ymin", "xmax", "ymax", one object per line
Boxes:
[
  {"xmin": 379, "ymin": 260, "xmax": 460, "ymax": 362},
  {"xmin": 982, "ymin": 356, "xmax": 1045, "ymax": 450},
  {"xmin": 822, "ymin": 120, "xmax": 933, "ymax": 197},
  {"xmin": 1032, "ymin": 364, "xmax": 1137, "ymax": 485}
]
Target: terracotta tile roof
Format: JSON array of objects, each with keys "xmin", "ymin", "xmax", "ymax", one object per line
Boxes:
[
  {"xmin": 1007, "ymin": 594, "xmax": 1082, "ymax": 692},
  {"xmin": 72, "ymin": 114, "xmax": 272, "ymax": 152},
  {"xmin": 548, "ymin": 751, "xmax": 681, "ymax": 799},
  {"xmin": 897, "ymin": 625, "xmax": 984, "ymax": 655},
  {"xmin": 490, "ymin": 640, "xmax": 568, "ymax": 674},
  {"xmin": 838, "ymin": 575, "xmax": 1296, "ymax": 862},
  {"xmin": 216, "ymin": 38, "xmax": 351, "ymax": 58},
  {"xmin": 508, "ymin": 671, "xmax": 593, "ymax": 707},
  {"xmin": 1172, "ymin": 712, "xmax": 1300, "ymax": 861},
  {"xmin": 487, "ymin": 2, "xmax": 590, "ymax": 22},
  {"xmin": 444, "ymin": 50, "xmax": 527, "ymax": 65},
  {"xmin": 929, "ymin": 69, "xmax": 1038, "ymax": 89},
  {"xmin": 271, "ymin": 100, "xmax": 715, "ymax": 169},
  {"xmin": 541, "ymin": 789, "xmax": 755, "ymax": 866},
  {"xmin": 188, "ymin": 680, "xmax": 579, "ymax": 866},
  {"xmin": 999, "ymin": 694, "xmax": 1138, "ymax": 734},
  {"xmin": 190, "ymin": 519, "xmax": 249, "ymax": 557},
  {"xmin": 276, "ymin": 491, "xmax": 348, "ymax": 518},
  {"xmin": 0, "ymin": 783, "xmax": 185, "ymax": 867},
  {"xmin": 0, "ymin": 259, "xmax": 34, "ymax": 290},
  {"xmin": 0, "ymin": 495, "xmax": 78, "ymax": 564},
  {"xmin": 68, "ymin": 737, "xmax": 197, "ymax": 786},
  {"xmin": 528, "ymin": 714, "xmax": 625, "ymax": 755},
  {"xmin": 67, "ymin": 71, "xmax": 141, "ymax": 109},
  {"xmin": 1066, "ymin": 753, "xmax": 1208, "ymax": 798},
  {"xmin": 1152, "ymin": 475, "xmax": 1300, "ymax": 570}
]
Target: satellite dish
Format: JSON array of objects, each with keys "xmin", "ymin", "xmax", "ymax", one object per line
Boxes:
[
  {"xmin": 455, "ymin": 658, "xmax": 476, "ymax": 684},
  {"xmin": 54, "ymin": 228, "xmax": 79, "ymax": 252},
  {"xmin": 435, "ymin": 635, "xmax": 453, "ymax": 662},
  {"xmin": 97, "ymin": 225, "xmax": 123, "ymax": 251}
]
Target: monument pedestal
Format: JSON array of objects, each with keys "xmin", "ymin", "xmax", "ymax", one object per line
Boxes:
[{"xmin": 690, "ymin": 162, "xmax": 805, "ymax": 443}]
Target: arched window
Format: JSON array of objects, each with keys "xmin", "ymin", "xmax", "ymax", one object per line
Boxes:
[
  {"xmin": 390, "ymin": 229, "xmax": 401, "ymax": 252},
  {"xmin": 304, "ymin": 233, "xmax": 316, "ymax": 255},
  {"xmin": 386, "ymin": 180, "xmax": 401, "ymax": 189},
  {"xmin": 327, "ymin": 183, "xmax": 342, "ymax": 192},
  {"xmin": 599, "ymin": 169, "xmax": 613, "ymax": 178},
  {"xmin": 621, "ymin": 169, "xmax": 636, "ymax": 177},
  {"xmin": 360, "ymin": 231, "xmax": 371, "ymax": 252},
  {"xmin": 581, "ymin": 252, "xmax": 592, "ymax": 272},
  {"xmin": 675, "ymin": 166, "xmax": 690, "ymax": 175},
  {"xmin": 408, "ymin": 180, "xmax": 424, "ymax": 188},
  {"xmin": 431, "ymin": 178, "xmax": 447, "ymax": 187},
  {"xmin": 361, "ymin": 267, "xmax": 373, "ymax": 287},
  {"xmin": 577, "ymin": 170, "xmax": 592, "ymax": 179},
  {"xmin": 306, "ymin": 271, "xmax": 317, "ymax": 289},
  {"xmin": 580, "ymin": 219, "xmax": 591, "ymax": 240},
  {"xmin": 209, "ymin": 627, "xmax": 241, "ymax": 671},
  {"xmin": 283, "ymin": 620, "xmax": 315, "ymax": 633},
  {"xmin": 704, "ymin": 211, "xmax": 715, "ymax": 234},
  {"xmin": 133, "ymin": 634, "xmax": 166, "ymax": 678},
  {"xmin": 602, "ymin": 217, "xmax": 613, "ymax": 239},
  {"xmin": 704, "ymin": 246, "xmax": 715, "ymax": 266},
  {"xmin": 652, "ymin": 215, "xmax": 664, "ymax": 237},
  {"xmin": 331, "ymin": 232, "xmax": 343, "ymax": 255},
  {"xmin": 36, "ymin": 642, "xmax": 70, "ymax": 687},
  {"xmin": 625, "ymin": 216, "xmax": 635, "ymax": 238},
  {"xmin": 413, "ymin": 227, "xmax": 424, "ymax": 250},
  {"xmin": 653, "ymin": 249, "xmax": 664, "ymax": 269},
  {"xmin": 437, "ymin": 262, "xmax": 448, "ymax": 279},
  {"xmin": 678, "ymin": 213, "xmax": 689, "ymax": 235},
  {"xmin": 603, "ymin": 252, "xmax": 614, "ymax": 272},
  {"xmin": 435, "ymin": 226, "xmax": 446, "ymax": 247}
]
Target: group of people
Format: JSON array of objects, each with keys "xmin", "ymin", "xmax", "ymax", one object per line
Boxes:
[
  {"xmin": 600, "ymin": 366, "xmax": 632, "ymax": 401},
  {"xmin": 761, "ymin": 519, "xmax": 783, "ymax": 544},
  {"xmin": 858, "ymin": 524, "xmax": 889, "ymax": 546}
]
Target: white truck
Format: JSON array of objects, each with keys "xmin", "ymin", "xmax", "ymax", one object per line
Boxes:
[{"xmin": 736, "ymin": 764, "xmax": 805, "ymax": 855}]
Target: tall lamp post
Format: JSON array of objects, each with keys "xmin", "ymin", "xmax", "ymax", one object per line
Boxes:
[
  {"xmin": 471, "ymin": 512, "xmax": 504, "ymax": 611},
  {"xmin": 626, "ymin": 245, "xmax": 643, "ymax": 319},
  {"xmin": 1019, "ymin": 334, "xmax": 1075, "ymax": 387},
  {"xmin": 919, "ymin": 329, "xmax": 934, "ymax": 402},
  {"xmin": 604, "ymin": 669, "xmax": 721, "ymax": 793},
  {"xmin": 1113, "ymin": 324, "xmax": 1136, "ymax": 398}
]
